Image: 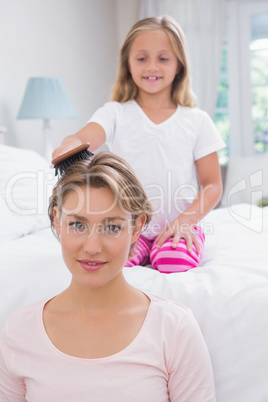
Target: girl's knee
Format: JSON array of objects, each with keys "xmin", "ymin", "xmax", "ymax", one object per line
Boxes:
[
  {"xmin": 125, "ymin": 235, "xmax": 151, "ymax": 267},
  {"xmin": 150, "ymin": 237, "xmax": 201, "ymax": 273}
]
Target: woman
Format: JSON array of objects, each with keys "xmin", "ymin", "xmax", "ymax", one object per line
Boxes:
[{"xmin": 0, "ymin": 152, "xmax": 216, "ymax": 401}]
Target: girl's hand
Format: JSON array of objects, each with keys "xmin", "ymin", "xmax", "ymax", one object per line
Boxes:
[
  {"xmin": 155, "ymin": 217, "xmax": 201, "ymax": 254},
  {"xmin": 51, "ymin": 137, "xmax": 83, "ymax": 163},
  {"xmin": 51, "ymin": 122, "xmax": 106, "ymax": 164}
]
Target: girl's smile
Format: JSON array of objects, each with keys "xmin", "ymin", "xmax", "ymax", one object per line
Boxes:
[{"xmin": 142, "ymin": 75, "xmax": 163, "ymax": 82}]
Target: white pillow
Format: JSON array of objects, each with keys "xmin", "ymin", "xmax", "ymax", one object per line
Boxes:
[
  {"xmin": 221, "ymin": 153, "xmax": 268, "ymax": 207},
  {"xmin": 0, "ymin": 145, "xmax": 56, "ymax": 243},
  {"xmin": 0, "ymin": 196, "xmax": 22, "ymax": 243}
]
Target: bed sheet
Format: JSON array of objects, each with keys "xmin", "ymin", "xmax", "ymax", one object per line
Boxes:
[{"xmin": 0, "ymin": 204, "xmax": 267, "ymax": 402}]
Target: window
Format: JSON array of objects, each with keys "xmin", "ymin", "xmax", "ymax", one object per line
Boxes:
[
  {"xmin": 219, "ymin": 0, "xmax": 268, "ymax": 158},
  {"xmin": 214, "ymin": 41, "xmax": 230, "ymax": 165},
  {"xmin": 250, "ymin": 13, "xmax": 268, "ymax": 154}
]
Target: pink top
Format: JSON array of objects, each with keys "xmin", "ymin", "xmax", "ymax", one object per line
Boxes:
[{"xmin": 0, "ymin": 293, "xmax": 216, "ymax": 401}]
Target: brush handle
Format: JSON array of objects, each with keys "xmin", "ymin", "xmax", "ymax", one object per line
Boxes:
[{"xmin": 52, "ymin": 143, "xmax": 90, "ymax": 165}]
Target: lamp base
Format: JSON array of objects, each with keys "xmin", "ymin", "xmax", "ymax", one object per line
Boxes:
[{"xmin": 43, "ymin": 119, "xmax": 53, "ymax": 161}]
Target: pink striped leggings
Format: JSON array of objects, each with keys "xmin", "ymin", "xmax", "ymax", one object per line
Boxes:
[{"xmin": 125, "ymin": 226, "xmax": 205, "ymax": 273}]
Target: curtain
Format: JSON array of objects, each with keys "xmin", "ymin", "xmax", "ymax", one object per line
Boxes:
[{"xmin": 139, "ymin": 0, "xmax": 226, "ymax": 117}]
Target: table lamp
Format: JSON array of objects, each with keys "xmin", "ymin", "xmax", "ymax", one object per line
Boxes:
[{"xmin": 17, "ymin": 77, "xmax": 77, "ymax": 160}]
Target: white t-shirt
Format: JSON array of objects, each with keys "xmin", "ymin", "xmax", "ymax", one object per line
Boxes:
[
  {"xmin": 89, "ymin": 100, "xmax": 225, "ymax": 239},
  {"xmin": 0, "ymin": 293, "xmax": 216, "ymax": 402}
]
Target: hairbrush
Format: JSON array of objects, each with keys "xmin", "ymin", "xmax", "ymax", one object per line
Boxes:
[{"xmin": 52, "ymin": 143, "xmax": 94, "ymax": 176}]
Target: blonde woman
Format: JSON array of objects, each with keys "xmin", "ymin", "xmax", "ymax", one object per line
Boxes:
[
  {"xmin": 52, "ymin": 16, "xmax": 225, "ymax": 273},
  {"xmin": 0, "ymin": 152, "xmax": 216, "ymax": 401}
]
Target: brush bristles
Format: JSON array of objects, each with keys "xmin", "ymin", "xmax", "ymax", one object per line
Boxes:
[{"xmin": 54, "ymin": 149, "xmax": 94, "ymax": 176}]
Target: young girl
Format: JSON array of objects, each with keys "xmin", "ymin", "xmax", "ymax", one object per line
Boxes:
[
  {"xmin": 52, "ymin": 16, "xmax": 225, "ymax": 273},
  {"xmin": 0, "ymin": 152, "xmax": 216, "ymax": 401}
]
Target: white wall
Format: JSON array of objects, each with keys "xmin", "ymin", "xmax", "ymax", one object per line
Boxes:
[
  {"xmin": 115, "ymin": 0, "xmax": 140, "ymax": 47},
  {"xmin": 0, "ymin": 0, "xmax": 122, "ymax": 153}
]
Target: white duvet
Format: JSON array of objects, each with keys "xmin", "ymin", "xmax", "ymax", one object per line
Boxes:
[{"xmin": 0, "ymin": 204, "xmax": 268, "ymax": 402}]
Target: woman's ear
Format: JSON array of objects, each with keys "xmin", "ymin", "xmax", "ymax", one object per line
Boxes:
[
  {"xmin": 131, "ymin": 214, "xmax": 147, "ymax": 244},
  {"xmin": 53, "ymin": 207, "xmax": 61, "ymax": 236}
]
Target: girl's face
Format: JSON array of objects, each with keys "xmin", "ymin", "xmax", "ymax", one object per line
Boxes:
[
  {"xmin": 54, "ymin": 185, "xmax": 144, "ymax": 290},
  {"xmin": 128, "ymin": 29, "xmax": 179, "ymax": 100}
]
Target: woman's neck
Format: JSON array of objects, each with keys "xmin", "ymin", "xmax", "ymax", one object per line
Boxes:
[{"xmin": 55, "ymin": 273, "xmax": 140, "ymax": 314}]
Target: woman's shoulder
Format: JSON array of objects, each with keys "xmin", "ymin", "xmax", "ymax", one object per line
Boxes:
[
  {"xmin": 2, "ymin": 299, "xmax": 47, "ymax": 338},
  {"xmin": 146, "ymin": 292, "xmax": 193, "ymax": 321},
  {"xmin": 143, "ymin": 293, "xmax": 200, "ymax": 345}
]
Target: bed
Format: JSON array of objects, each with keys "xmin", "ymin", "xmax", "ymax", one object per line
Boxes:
[{"xmin": 1, "ymin": 144, "xmax": 268, "ymax": 402}]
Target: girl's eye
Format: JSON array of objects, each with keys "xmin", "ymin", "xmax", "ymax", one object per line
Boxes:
[
  {"xmin": 160, "ymin": 57, "xmax": 168, "ymax": 61},
  {"xmin": 137, "ymin": 57, "xmax": 146, "ymax": 61}
]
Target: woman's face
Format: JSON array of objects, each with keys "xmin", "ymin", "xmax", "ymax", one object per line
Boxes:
[{"xmin": 54, "ymin": 185, "xmax": 144, "ymax": 290}]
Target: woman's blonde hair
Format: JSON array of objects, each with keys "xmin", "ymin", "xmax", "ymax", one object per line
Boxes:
[
  {"xmin": 111, "ymin": 15, "xmax": 196, "ymax": 107},
  {"xmin": 48, "ymin": 151, "xmax": 153, "ymax": 255}
]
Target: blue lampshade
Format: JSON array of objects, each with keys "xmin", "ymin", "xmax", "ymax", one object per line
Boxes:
[{"xmin": 17, "ymin": 77, "xmax": 77, "ymax": 119}]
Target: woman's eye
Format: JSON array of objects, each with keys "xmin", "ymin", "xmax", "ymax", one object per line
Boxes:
[
  {"xmin": 106, "ymin": 224, "xmax": 121, "ymax": 234},
  {"xmin": 69, "ymin": 222, "xmax": 86, "ymax": 232},
  {"xmin": 137, "ymin": 57, "xmax": 146, "ymax": 61},
  {"xmin": 160, "ymin": 57, "xmax": 168, "ymax": 61}
]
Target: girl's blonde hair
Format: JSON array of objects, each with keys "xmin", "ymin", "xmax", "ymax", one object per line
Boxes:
[
  {"xmin": 111, "ymin": 15, "xmax": 196, "ymax": 107},
  {"xmin": 48, "ymin": 151, "xmax": 153, "ymax": 255}
]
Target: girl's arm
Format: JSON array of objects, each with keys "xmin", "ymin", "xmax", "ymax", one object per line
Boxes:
[
  {"xmin": 156, "ymin": 152, "xmax": 222, "ymax": 251},
  {"xmin": 52, "ymin": 122, "xmax": 106, "ymax": 161},
  {"xmin": 185, "ymin": 151, "xmax": 223, "ymax": 223}
]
